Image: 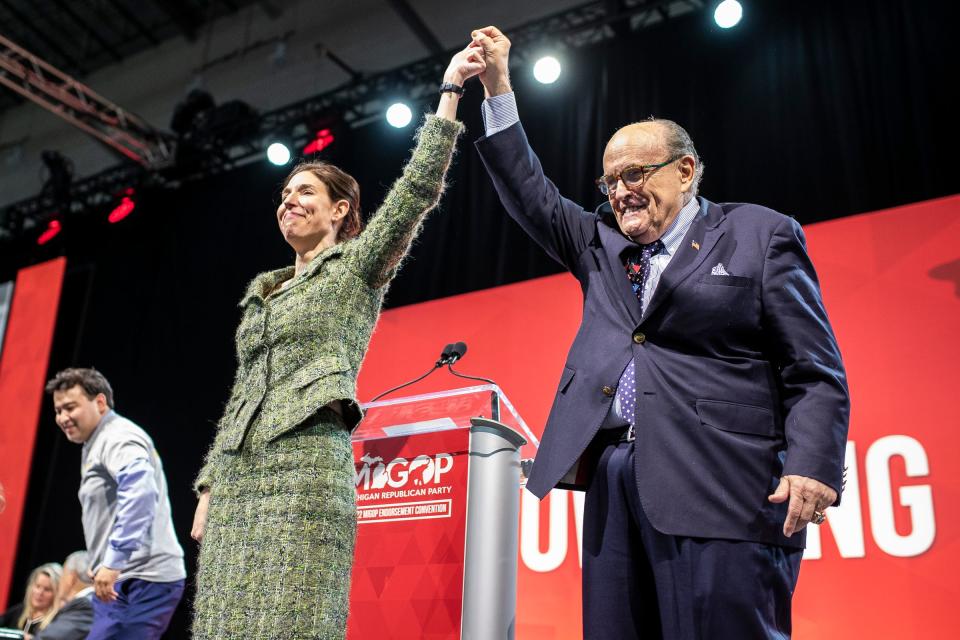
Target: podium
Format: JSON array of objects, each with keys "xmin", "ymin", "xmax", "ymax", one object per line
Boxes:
[{"xmin": 347, "ymin": 385, "xmax": 538, "ymax": 639}]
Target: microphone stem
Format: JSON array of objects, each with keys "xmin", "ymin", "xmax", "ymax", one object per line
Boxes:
[
  {"xmin": 368, "ymin": 364, "xmax": 441, "ymax": 402},
  {"xmin": 447, "ymin": 365, "xmax": 500, "ymax": 421},
  {"xmin": 446, "ymin": 364, "xmax": 497, "ymax": 386}
]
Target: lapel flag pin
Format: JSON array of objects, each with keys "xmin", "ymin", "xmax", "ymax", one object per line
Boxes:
[{"xmin": 691, "ymin": 240, "xmax": 700, "ymax": 250}]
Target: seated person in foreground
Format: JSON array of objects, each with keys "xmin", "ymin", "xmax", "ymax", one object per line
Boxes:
[{"xmin": 33, "ymin": 551, "xmax": 94, "ymax": 640}]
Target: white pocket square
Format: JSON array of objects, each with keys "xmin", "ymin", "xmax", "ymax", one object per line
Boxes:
[{"xmin": 711, "ymin": 263, "xmax": 731, "ymax": 276}]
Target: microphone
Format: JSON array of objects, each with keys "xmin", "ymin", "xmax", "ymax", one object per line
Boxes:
[
  {"xmin": 370, "ymin": 341, "xmax": 470, "ymax": 402},
  {"xmin": 445, "ymin": 341, "xmax": 495, "ymax": 386},
  {"xmin": 448, "ymin": 342, "xmax": 467, "ymax": 364},
  {"xmin": 436, "ymin": 342, "xmax": 467, "ymax": 366},
  {"xmin": 368, "ymin": 340, "xmax": 502, "ymax": 421},
  {"xmin": 442, "ymin": 341, "xmax": 501, "ymax": 421},
  {"xmin": 437, "ymin": 343, "xmax": 456, "ymax": 366}
]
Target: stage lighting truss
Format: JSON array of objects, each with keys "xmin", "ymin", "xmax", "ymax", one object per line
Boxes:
[
  {"xmin": 0, "ymin": 34, "xmax": 172, "ymax": 168},
  {"xmin": 0, "ymin": 0, "xmax": 706, "ymax": 247}
]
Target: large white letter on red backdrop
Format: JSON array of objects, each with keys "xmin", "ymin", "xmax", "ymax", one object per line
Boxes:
[
  {"xmin": 865, "ymin": 435, "xmax": 935, "ymax": 558},
  {"xmin": 354, "ymin": 196, "xmax": 957, "ymax": 639}
]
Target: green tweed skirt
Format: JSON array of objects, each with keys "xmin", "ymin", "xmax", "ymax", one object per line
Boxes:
[{"xmin": 193, "ymin": 407, "xmax": 356, "ymax": 640}]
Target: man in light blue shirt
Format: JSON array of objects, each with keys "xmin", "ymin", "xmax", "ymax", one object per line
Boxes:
[{"xmin": 46, "ymin": 368, "xmax": 185, "ymax": 640}]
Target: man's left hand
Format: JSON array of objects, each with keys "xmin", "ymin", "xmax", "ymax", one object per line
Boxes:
[
  {"xmin": 93, "ymin": 567, "xmax": 121, "ymax": 602},
  {"xmin": 768, "ymin": 474, "xmax": 837, "ymax": 537}
]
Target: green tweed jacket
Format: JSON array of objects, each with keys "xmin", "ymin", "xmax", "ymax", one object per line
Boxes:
[{"xmin": 196, "ymin": 115, "xmax": 464, "ymax": 490}]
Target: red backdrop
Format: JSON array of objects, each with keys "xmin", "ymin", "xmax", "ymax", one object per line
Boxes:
[
  {"xmin": 356, "ymin": 195, "xmax": 960, "ymax": 639},
  {"xmin": 0, "ymin": 258, "xmax": 67, "ymax": 606},
  {"xmin": 1, "ymin": 196, "xmax": 957, "ymax": 636}
]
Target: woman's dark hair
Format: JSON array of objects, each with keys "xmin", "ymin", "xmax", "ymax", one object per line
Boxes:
[
  {"xmin": 281, "ymin": 162, "xmax": 363, "ymax": 242},
  {"xmin": 44, "ymin": 367, "xmax": 115, "ymax": 409}
]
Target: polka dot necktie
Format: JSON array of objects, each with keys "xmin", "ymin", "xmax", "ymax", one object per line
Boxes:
[
  {"xmin": 616, "ymin": 239, "xmax": 663, "ymax": 427},
  {"xmin": 624, "ymin": 239, "xmax": 664, "ymax": 311}
]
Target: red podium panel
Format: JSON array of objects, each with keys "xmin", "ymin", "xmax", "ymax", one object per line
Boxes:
[{"xmin": 349, "ymin": 428, "xmax": 470, "ymax": 639}]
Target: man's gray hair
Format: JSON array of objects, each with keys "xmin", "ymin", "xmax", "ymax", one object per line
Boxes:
[
  {"xmin": 63, "ymin": 550, "xmax": 92, "ymax": 584},
  {"xmin": 649, "ymin": 118, "xmax": 705, "ymax": 198}
]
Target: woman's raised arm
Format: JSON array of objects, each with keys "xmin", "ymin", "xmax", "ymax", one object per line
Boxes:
[{"xmin": 348, "ymin": 44, "xmax": 485, "ymax": 288}]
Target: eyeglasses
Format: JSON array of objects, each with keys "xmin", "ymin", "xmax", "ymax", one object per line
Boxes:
[{"xmin": 595, "ymin": 156, "xmax": 682, "ymax": 196}]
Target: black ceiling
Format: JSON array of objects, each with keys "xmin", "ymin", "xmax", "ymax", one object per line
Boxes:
[{"xmin": 0, "ymin": 0, "xmax": 269, "ymax": 110}]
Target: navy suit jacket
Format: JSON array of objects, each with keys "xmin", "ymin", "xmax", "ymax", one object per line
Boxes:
[{"xmin": 476, "ymin": 123, "xmax": 849, "ymax": 548}]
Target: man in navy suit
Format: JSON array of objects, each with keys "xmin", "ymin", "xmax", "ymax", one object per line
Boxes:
[{"xmin": 469, "ymin": 27, "xmax": 849, "ymax": 639}]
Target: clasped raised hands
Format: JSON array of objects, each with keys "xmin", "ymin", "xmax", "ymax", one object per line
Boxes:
[
  {"xmin": 470, "ymin": 26, "xmax": 512, "ymax": 97},
  {"xmin": 444, "ymin": 43, "xmax": 487, "ymax": 87},
  {"xmin": 440, "ymin": 26, "xmax": 511, "ymax": 97}
]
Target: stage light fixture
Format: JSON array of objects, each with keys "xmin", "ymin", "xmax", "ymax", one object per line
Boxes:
[
  {"xmin": 108, "ymin": 190, "xmax": 136, "ymax": 224},
  {"xmin": 40, "ymin": 150, "xmax": 73, "ymax": 205},
  {"xmin": 36, "ymin": 219, "xmax": 61, "ymax": 245},
  {"xmin": 386, "ymin": 102, "xmax": 413, "ymax": 128},
  {"xmin": 170, "ymin": 89, "xmax": 215, "ymax": 136},
  {"xmin": 303, "ymin": 129, "xmax": 336, "ymax": 155},
  {"xmin": 267, "ymin": 141, "xmax": 292, "ymax": 165},
  {"xmin": 533, "ymin": 56, "xmax": 562, "ymax": 84},
  {"xmin": 714, "ymin": 0, "xmax": 743, "ymax": 28}
]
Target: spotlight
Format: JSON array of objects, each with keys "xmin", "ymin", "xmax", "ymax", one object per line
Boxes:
[
  {"xmin": 266, "ymin": 142, "xmax": 292, "ymax": 165},
  {"xmin": 714, "ymin": 0, "xmax": 743, "ymax": 29},
  {"xmin": 533, "ymin": 56, "xmax": 562, "ymax": 84},
  {"xmin": 108, "ymin": 189, "xmax": 136, "ymax": 224},
  {"xmin": 386, "ymin": 102, "xmax": 413, "ymax": 128},
  {"xmin": 36, "ymin": 219, "xmax": 61, "ymax": 245},
  {"xmin": 303, "ymin": 129, "xmax": 336, "ymax": 155}
]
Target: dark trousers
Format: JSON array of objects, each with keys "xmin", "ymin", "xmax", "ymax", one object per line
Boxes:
[
  {"xmin": 582, "ymin": 442, "xmax": 802, "ymax": 640},
  {"xmin": 87, "ymin": 578, "xmax": 184, "ymax": 640}
]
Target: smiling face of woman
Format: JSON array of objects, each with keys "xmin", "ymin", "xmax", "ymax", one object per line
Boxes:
[
  {"xmin": 276, "ymin": 171, "xmax": 349, "ymax": 252},
  {"xmin": 29, "ymin": 573, "xmax": 55, "ymax": 614}
]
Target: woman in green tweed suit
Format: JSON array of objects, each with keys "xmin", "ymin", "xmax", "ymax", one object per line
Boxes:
[{"xmin": 189, "ymin": 45, "xmax": 485, "ymax": 639}]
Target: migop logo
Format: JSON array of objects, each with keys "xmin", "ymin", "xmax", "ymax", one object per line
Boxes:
[{"xmin": 355, "ymin": 453, "xmax": 454, "ymax": 490}]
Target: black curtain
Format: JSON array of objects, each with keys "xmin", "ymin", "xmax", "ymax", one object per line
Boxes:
[{"xmin": 6, "ymin": 1, "xmax": 955, "ymax": 636}]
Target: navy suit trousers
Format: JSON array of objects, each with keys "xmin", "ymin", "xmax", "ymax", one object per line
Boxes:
[{"xmin": 582, "ymin": 442, "xmax": 803, "ymax": 640}]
